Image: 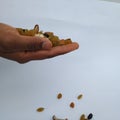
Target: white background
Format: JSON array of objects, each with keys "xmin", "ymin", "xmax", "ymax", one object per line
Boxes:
[
  {"xmin": 0, "ymin": 0, "xmax": 120, "ymax": 120},
  {"xmin": 102, "ymin": 0, "xmax": 120, "ymax": 3}
]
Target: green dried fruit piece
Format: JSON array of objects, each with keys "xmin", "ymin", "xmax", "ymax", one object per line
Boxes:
[
  {"xmin": 77, "ymin": 94, "xmax": 83, "ymax": 100},
  {"xmin": 80, "ymin": 114, "xmax": 86, "ymax": 120}
]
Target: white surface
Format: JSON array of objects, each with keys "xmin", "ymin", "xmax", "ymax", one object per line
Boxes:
[
  {"xmin": 102, "ymin": 0, "xmax": 120, "ymax": 3},
  {"xmin": 0, "ymin": 0, "xmax": 120, "ymax": 120}
]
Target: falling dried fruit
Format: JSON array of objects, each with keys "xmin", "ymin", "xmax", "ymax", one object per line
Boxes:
[
  {"xmin": 70, "ymin": 102, "xmax": 75, "ymax": 108},
  {"xmin": 52, "ymin": 115, "xmax": 68, "ymax": 120},
  {"xmin": 87, "ymin": 113, "xmax": 93, "ymax": 120},
  {"xmin": 57, "ymin": 93, "xmax": 62, "ymax": 99},
  {"xmin": 77, "ymin": 94, "xmax": 83, "ymax": 100},
  {"xmin": 36, "ymin": 107, "xmax": 44, "ymax": 112},
  {"xmin": 80, "ymin": 114, "xmax": 86, "ymax": 120}
]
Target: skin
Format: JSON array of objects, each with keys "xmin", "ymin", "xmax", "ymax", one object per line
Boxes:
[{"xmin": 0, "ymin": 23, "xmax": 79, "ymax": 63}]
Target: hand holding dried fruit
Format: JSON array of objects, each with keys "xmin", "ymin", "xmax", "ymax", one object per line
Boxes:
[{"xmin": 0, "ymin": 23, "xmax": 79, "ymax": 63}]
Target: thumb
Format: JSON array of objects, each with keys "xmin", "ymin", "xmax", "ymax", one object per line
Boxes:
[{"xmin": 17, "ymin": 36, "xmax": 52, "ymax": 51}]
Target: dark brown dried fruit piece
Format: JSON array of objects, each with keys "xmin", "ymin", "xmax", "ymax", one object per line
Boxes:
[
  {"xmin": 57, "ymin": 93, "xmax": 62, "ymax": 99},
  {"xmin": 70, "ymin": 102, "xmax": 75, "ymax": 108}
]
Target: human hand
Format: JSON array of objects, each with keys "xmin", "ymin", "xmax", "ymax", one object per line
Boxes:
[{"xmin": 0, "ymin": 23, "xmax": 79, "ymax": 63}]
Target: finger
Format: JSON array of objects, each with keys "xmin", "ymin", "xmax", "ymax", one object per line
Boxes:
[
  {"xmin": 14, "ymin": 35, "xmax": 52, "ymax": 51},
  {"xmin": 0, "ymin": 42, "xmax": 79, "ymax": 63},
  {"xmin": 22, "ymin": 42, "xmax": 79, "ymax": 61},
  {"xmin": 46, "ymin": 42, "xmax": 79, "ymax": 58}
]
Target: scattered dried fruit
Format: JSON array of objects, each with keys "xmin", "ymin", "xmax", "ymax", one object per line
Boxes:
[
  {"xmin": 36, "ymin": 107, "xmax": 44, "ymax": 112},
  {"xmin": 57, "ymin": 93, "xmax": 62, "ymax": 99},
  {"xmin": 36, "ymin": 92, "xmax": 93, "ymax": 120},
  {"xmin": 70, "ymin": 102, "xmax": 75, "ymax": 108}
]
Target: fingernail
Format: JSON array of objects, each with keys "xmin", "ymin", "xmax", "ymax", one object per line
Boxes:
[{"xmin": 42, "ymin": 41, "xmax": 52, "ymax": 49}]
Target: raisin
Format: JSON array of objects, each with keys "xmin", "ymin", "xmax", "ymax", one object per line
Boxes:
[
  {"xmin": 43, "ymin": 33, "xmax": 49, "ymax": 38},
  {"xmin": 36, "ymin": 107, "xmax": 44, "ymax": 112},
  {"xmin": 57, "ymin": 93, "xmax": 62, "ymax": 99},
  {"xmin": 80, "ymin": 114, "xmax": 85, "ymax": 120},
  {"xmin": 34, "ymin": 24, "xmax": 39, "ymax": 33},
  {"xmin": 22, "ymin": 29, "xmax": 26, "ymax": 32},
  {"xmin": 87, "ymin": 113, "xmax": 93, "ymax": 119},
  {"xmin": 77, "ymin": 94, "xmax": 83, "ymax": 100},
  {"xmin": 70, "ymin": 102, "xmax": 75, "ymax": 108}
]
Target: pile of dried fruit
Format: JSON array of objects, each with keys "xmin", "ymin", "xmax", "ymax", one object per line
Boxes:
[{"xmin": 16, "ymin": 24, "xmax": 72, "ymax": 47}]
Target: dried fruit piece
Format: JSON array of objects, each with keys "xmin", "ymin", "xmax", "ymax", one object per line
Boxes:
[
  {"xmin": 77, "ymin": 94, "xmax": 83, "ymax": 100},
  {"xmin": 52, "ymin": 115, "xmax": 68, "ymax": 120},
  {"xmin": 80, "ymin": 114, "xmax": 85, "ymax": 120},
  {"xmin": 43, "ymin": 32, "xmax": 50, "ymax": 38},
  {"xmin": 36, "ymin": 107, "xmax": 44, "ymax": 112},
  {"xmin": 70, "ymin": 102, "xmax": 75, "ymax": 108},
  {"xmin": 87, "ymin": 113, "xmax": 93, "ymax": 119},
  {"xmin": 57, "ymin": 93, "xmax": 62, "ymax": 99},
  {"xmin": 49, "ymin": 35, "xmax": 59, "ymax": 47},
  {"xmin": 59, "ymin": 39, "xmax": 66, "ymax": 46},
  {"xmin": 34, "ymin": 24, "xmax": 39, "ymax": 33},
  {"xmin": 64, "ymin": 38, "xmax": 72, "ymax": 44},
  {"xmin": 16, "ymin": 28, "xmax": 37, "ymax": 36}
]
